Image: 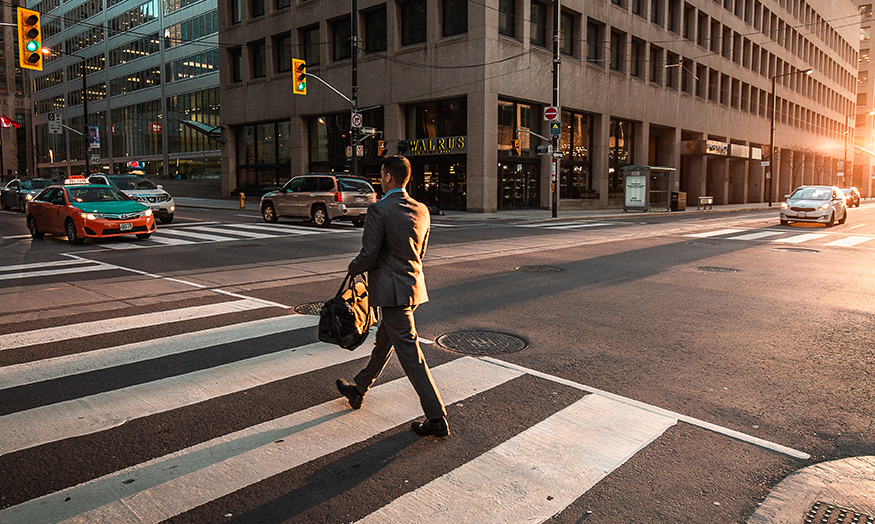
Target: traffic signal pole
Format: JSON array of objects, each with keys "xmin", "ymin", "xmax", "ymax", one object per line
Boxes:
[
  {"xmin": 551, "ymin": 0, "xmax": 561, "ymax": 218},
  {"xmin": 350, "ymin": 0, "xmax": 359, "ymax": 177}
]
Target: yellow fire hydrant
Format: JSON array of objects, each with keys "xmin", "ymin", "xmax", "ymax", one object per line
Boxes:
[{"xmin": 239, "ymin": 192, "xmax": 246, "ymax": 209}]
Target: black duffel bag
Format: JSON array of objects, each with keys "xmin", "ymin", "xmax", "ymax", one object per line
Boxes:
[{"xmin": 318, "ymin": 273, "xmax": 377, "ymax": 350}]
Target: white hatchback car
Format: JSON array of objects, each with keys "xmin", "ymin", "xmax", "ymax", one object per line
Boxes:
[
  {"xmin": 780, "ymin": 185, "xmax": 847, "ymax": 227},
  {"xmin": 87, "ymin": 174, "xmax": 176, "ymax": 224}
]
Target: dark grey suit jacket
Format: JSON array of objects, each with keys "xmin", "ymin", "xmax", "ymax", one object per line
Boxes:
[{"xmin": 348, "ymin": 190, "xmax": 430, "ymax": 307}]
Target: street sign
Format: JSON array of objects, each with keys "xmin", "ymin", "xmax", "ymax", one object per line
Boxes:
[
  {"xmin": 761, "ymin": 161, "xmax": 769, "ymax": 167},
  {"xmin": 351, "ymin": 112, "xmax": 363, "ymax": 128},
  {"xmin": 48, "ymin": 112, "xmax": 62, "ymax": 135},
  {"xmin": 88, "ymin": 126, "xmax": 100, "ymax": 149},
  {"xmin": 90, "ymin": 154, "xmax": 100, "ymax": 165},
  {"xmin": 356, "ymin": 145, "xmax": 364, "ymax": 157},
  {"xmin": 552, "ymin": 151, "xmax": 564, "ymax": 159},
  {"xmin": 150, "ymin": 122, "xmax": 162, "ymax": 133},
  {"xmin": 536, "ymin": 145, "xmax": 553, "ymax": 155},
  {"xmin": 549, "ymin": 121, "xmax": 561, "ymax": 136},
  {"xmin": 544, "ymin": 106, "xmax": 559, "ymax": 120}
]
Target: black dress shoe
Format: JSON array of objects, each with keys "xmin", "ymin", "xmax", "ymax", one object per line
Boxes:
[
  {"xmin": 336, "ymin": 379, "xmax": 363, "ymax": 409},
  {"xmin": 411, "ymin": 417, "xmax": 450, "ymax": 438}
]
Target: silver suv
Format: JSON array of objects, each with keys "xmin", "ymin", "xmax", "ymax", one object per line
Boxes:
[
  {"xmin": 87, "ymin": 174, "xmax": 176, "ymax": 224},
  {"xmin": 260, "ymin": 174, "xmax": 377, "ymax": 227}
]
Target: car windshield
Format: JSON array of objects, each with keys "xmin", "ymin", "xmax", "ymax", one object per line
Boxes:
[
  {"xmin": 22, "ymin": 179, "xmax": 50, "ymax": 190},
  {"xmin": 841, "ymin": 189, "xmax": 850, "ymax": 195},
  {"xmin": 67, "ymin": 186, "xmax": 131, "ymax": 202},
  {"xmin": 338, "ymin": 177, "xmax": 374, "ymax": 192},
  {"xmin": 790, "ymin": 188, "xmax": 831, "ymax": 200},
  {"xmin": 108, "ymin": 176, "xmax": 159, "ymax": 190}
]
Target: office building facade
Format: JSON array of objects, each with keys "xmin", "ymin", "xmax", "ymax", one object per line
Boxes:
[
  {"xmin": 219, "ymin": 0, "xmax": 859, "ymax": 212},
  {"xmin": 854, "ymin": 0, "xmax": 874, "ymax": 196},
  {"xmin": 28, "ymin": 0, "xmax": 222, "ymax": 187}
]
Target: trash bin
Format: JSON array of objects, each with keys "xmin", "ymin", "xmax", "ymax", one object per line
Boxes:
[{"xmin": 671, "ymin": 191, "xmax": 687, "ymax": 211}]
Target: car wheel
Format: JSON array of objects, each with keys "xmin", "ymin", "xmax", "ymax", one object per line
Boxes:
[
  {"xmin": 18, "ymin": 198, "xmax": 26, "ymax": 212},
  {"xmin": 159, "ymin": 213, "xmax": 174, "ymax": 224},
  {"xmin": 1, "ymin": 196, "xmax": 9, "ymax": 210},
  {"xmin": 312, "ymin": 205, "xmax": 331, "ymax": 227},
  {"xmin": 839, "ymin": 210, "xmax": 847, "ymax": 224},
  {"xmin": 825, "ymin": 212, "xmax": 835, "ymax": 227},
  {"xmin": 262, "ymin": 203, "xmax": 278, "ymax": 223},
  {"xmin": 65, "ymin": 219, "xmax": 85, "ymax": 245},
  {"xmin": 136, "ymin": 233, "xmax": 152, "ymax": 240},
  {"xmin": 780, "ymin": 219, "xmax": 789, "ymax": 225},
  {"xmin": 27, "ymin": 216, "xmax": 44, "ymax": 239},
  {"xmin": 353, "ymin": 218, "xmax": 365, "ymax": 227}
]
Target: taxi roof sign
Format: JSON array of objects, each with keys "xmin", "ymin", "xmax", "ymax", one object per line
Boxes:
[{"xmin": 65, "ymin": 175, "xmax": 88, "ymax": 184}]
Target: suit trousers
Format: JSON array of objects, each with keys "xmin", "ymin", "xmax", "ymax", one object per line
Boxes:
[{"xmin": 353, "ymin": 305, "xmax": 446, "ymax": 420}]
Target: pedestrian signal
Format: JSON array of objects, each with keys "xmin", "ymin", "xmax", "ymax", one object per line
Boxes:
[
  {"xmin": 292, "ymin": 59, "xmax": 306, "ymax": 95},
  {"xmin": 17, "ymin": 8, "xmax": 43, "ymax": 71}
]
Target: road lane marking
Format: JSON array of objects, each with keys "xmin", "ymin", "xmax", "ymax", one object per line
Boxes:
[
  {"xmin": 823, "ymin": 235, "xmax": 873, "ymax": 247},
  {"xmin": 684, "ymin": 228, "xmax": 745, "ymax": 238},
  {"xmin": 0, "ymin": 262, "xmax": 116, "ymax": 280},
  {"xmin": 0, "ymin": 299, "xmax": 274, "ymax": 351},
  {"xmin": 725, "ymin": 231, "xmax": 784, "ymax": 241},
  {"xmin": 155, "ymin": 228, "xmax": 238, "ymax": 242},
  {"xmin": 0, "ymin": 357, "xmax": 522, "ymax": 523},
  {"xmin": 0, "ymin": 316, "xmax": 316, "ymax": 390},
  {"xmin": 193, "ymin": 225, "xmax": 277, "ymax": 239},
  {"xmin": 775, "ymin": 233, "xmax": 827, "ymax": 244},
  {"xmin": 482, "ymin": 358, "xmax": 809, "ymax": 460},
  {"xmin": 140, "ymin": 236, "xmax": 196, "ymax": 246},
  {"xmin": 228, "ymin": 223, "xmax": 323, "ymax": 235},
  {"xmin": 357, "ymin": 394, "xmax": 675, "ymax": 524}
]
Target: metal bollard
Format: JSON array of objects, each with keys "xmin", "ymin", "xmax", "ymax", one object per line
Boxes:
[{"xmin": 239, "ymin": 192, "xmax": 246, "ymax": 208}]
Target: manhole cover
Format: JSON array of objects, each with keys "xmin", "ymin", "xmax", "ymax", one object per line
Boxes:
[
  {"xmin": 775, "ymin": 247, "xmax": 819, "ymax": 253},
  {"xmin": 697, "ymin": 266, "xmax": 740, "ymax": 273},
  {"xmin": 805, "ymin": 501, "xmax": 874, "ymax": 524},
  {"xmin": 436, "ymin": 331, "xmax": 528, "ymax": 355},
  {"xmin": 294, "ymin": 302, "xmax": 324, "ymax": 316},
  {"xmin": 515, "ymin": 265, "xmax": 564, "ymax": 273}
]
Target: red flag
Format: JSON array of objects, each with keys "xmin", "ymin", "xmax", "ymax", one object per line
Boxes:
[{"xmin": 0, "ymin": 115, "xmax": 21, "ymax": 129}]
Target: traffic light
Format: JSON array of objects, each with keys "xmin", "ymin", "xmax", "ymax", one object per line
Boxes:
[
  {"xmin": 377, "ymin": 140, "xmax": 386, "ymax": 156},
  {"xmin": 17, "ymin": 8, "xmax": 43, "ymax": 71},
  {"xmin": 292, "ymin": 59, "xmax": 306, "ymax": 95},
  {"xmin": 512, "ymin": 139, "xmax": 520, "ymax": 155}
]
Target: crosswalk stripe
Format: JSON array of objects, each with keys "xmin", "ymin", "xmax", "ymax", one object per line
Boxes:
[
  {"xmin": 0, "ymin": 299, "xmax": 273, "ymax": 351},
  {"xmin": 684, "ymin": 228, "xmax": 745, "ymax": 238},
  {"xmin": 545, "ymin": 222, "xmax": 617, "ymax": 230},
  {"xmin": 0, "ymin": 315, "xmax": 316, "ymax": 390},
  {"xmin": 357, "ymin": 394, "xmax": 676, "ymax": 524},
  {"xmin": 228, "ymin": 223, "xmax": 323, "ymax": 235},
  {"xmin": 0, "ymin": 357, "xmax": 522, "ymax": 524},
  {"xmin": 156, "ymin": 228, "xmax": 238, "ymax": 242},
  {"xmin": 193, "ymin": 225, "xmax": 277, "ymax": 239},
  {"xmin": 775, "ymin": 233, "xmax": 827, "ymax": 244},
  {"xmin": 726, "ymin": 231, "xmax": 784, "ymax": 241},
  {"xmin": 141, "ymin": 235, "xmax": 195, "ymax": 245},
  {"xmin": 0, "ymin": 336, "xmax": 376, "ymax": 455},
  {"xmin": 0, "ymin": 259, "xmax": 95, "ymax": 272},
  {"xmin": 0, "ymin": 262, "xmax": 115, "ymax": 281},
  {"xmin": 824, "ymin": 235, "xmax": 873, "ymax": 247}
]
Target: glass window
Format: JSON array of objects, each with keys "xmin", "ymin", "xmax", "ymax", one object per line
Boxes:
[
  {"xmin": 257, "ymin": 123, "xmax": 275, "ymax": 163},
  {"xmin": 443, "ymin": 0, "xmax": 467, "ymax": 37},
  {"xmin": 251, "ymin": 0, "xmax": 264, "ymax": 18},
  {"xmin": 251, "ymin": 40, "xmax": 266, "ymax": 78},
  {"xmin": 587, "ymin": 20, "xmax": 602, "ymax": 63},
  {"xmin": 651, "ymin": 0, "xmax": 661, "ymax": 24},
  {"xmin": 649, "ymin": 45, "xmax": 662, "ymax": 83},
  {"xmin": 402, "ymin": 0, "xmax": 427, "ymax": 45},
  {"xmin": 230, "ymin": 47, "xmax": 242, "ymax": 82},
  {"xmin": 302, "ymin": 26, "xmax": 320, "ymax": 66},
  {"xmin": 530, "ymin": 0, "xmax": 547, "ymax": 47},
  {"xmin": 407, "ymin": 99, "xmax": 468, "ymax": 138},
  {"xmin": 333, "ymin": 17, "xmax": 352, "ymax": 60},
  {"xmin": 276, "ymin": 0, "xmax": 289, "ymax": 9},
  {"xmin": 277, "ymin": 121, "xmax": 291, "ymax": 162},
  {"xmin": 365, "ymin": 6, "xmax": 387, "ymax": 53},
  {"xmin": 610, "ymin": 30, "xmax": 624, "ymax": 72},
  {"xmin": 609, "ymin": 118, "xmax": 634, "ymax": 194},
  {"xmin": 276, "ymin": 33, "xmax": 292, "ymax": 73},
  {"xmin": 499, "ymin": 0, "xmax": 516, "ymax": 37},
  {"xmin": 230, "ymin": 0, "xmax": 241, "ymax": 24},
  {"xmin": 630, "ymin": 38, "xmax": 643, "ymax": 78},
  {"xmin": 560, "ymin": 12, "xmax": 574, "ymax": 55}
]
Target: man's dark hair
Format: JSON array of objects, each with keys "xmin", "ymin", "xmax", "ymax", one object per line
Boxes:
[{"xmin": 382, "ymin": 155, "xmax": 411, "ymax": 186}]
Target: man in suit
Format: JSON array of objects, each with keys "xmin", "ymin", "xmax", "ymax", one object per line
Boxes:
[{"xmin": 336, "ymin": 155, "xmax": 449, "ymax": 438}]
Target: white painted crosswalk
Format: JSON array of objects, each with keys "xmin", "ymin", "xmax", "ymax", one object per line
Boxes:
[
  {"xmin": 684, "ymin": 228, "xmax": 875, "ymax": 247},
  {"xmin": 0, "ymin": 291, "xmax": 809, "ymax": 523}
]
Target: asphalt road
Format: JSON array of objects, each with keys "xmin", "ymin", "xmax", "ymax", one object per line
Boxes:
[{"xmin": 1, "ymin": 203, "xmax": 873, "ymax": 523}]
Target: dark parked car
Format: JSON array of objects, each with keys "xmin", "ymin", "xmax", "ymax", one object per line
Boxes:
[
  {"xmin": 840, "ymin": 187, "xmax": 861, "ymax": 207},
  {"xmin": 260, "ymin": 174, "xmax": 377, "ymax": 227},
  {"xmin": 1, "ymin": 178, "xmax": 51, "ymax": 211}
]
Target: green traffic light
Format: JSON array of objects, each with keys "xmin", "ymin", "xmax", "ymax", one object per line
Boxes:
[
  {"xmin": 297, "ymin": 81, "xmax": 306, "ymax": 91},
  {"xmin": 25, "ymin": 41, "xmax": 40, "ymax": 52}
]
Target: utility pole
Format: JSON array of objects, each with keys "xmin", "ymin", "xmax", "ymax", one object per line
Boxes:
[
  {"xmin": 350, "ymin": 0, "xmax": 359, "ymax": 176},
  {"xmin": 83, "ymin": 57, "xmax": 90, "ymax": 176},
  {"xmin": 551, "ymin": 0, "xmax": 561, "ymax": 218}
]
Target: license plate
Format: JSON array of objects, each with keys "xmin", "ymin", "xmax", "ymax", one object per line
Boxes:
[
  {"xmin": 120, "ymin": 222, "xmax": 133, "ymax": 231},
  {"xmin": 355, "ymin": 197, "xmax": 365, "ymax": 203},
  {"xmin": 799, "ymin": 212, "xmax": 806, "ymax": 218}
]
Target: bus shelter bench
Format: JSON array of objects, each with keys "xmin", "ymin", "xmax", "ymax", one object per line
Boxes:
[{"xmin": 697, "ymin": 196, "xmax": 713, "ymax": 210}]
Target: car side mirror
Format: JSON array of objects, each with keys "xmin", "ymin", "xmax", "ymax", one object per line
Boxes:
[
  {"xmin": 157, "ymin": 184, "xmax": 163, "ymax": 189},
  {"xmin": 783, "ymin": 194, "xmax": 790, "ymax": 199}
]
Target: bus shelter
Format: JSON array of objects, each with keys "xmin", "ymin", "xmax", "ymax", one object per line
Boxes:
[{"xmin": 621, "ymin": 166, "xmax": 678, "ymax": 212}]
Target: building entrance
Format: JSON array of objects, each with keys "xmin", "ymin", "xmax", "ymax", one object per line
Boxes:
[
  {"xmin": 408, "ymin": 156, "xmax": 467, "ymax": 211},
  {"xmin": 498, "ymin": 161, "xmax": 540, "ymax": 209}
]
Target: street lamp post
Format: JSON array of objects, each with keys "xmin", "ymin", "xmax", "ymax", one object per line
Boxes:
[
  {"xmin": 42, "ymin": 49, "xmax": 91, "ymax": 175},
  {"xmin": 767, "ymin": 68, "xmax": 812, "ymax": 207}
]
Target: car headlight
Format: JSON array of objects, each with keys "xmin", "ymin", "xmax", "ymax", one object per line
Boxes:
[
  {"xmin": 143, "ymin": 209, "xmax": 153, "ymax": 217},
  {"xmin": 781, "ymin": 202, "xmax": 789, "ymax": 209},
  {"xmin": 817, "ymin": 203, "xmax": 830, "ymax": 211},
  {"xmin": 79, "ymin": 211, "xmax": 104, "ymax": 220},
  {"xmin": 25, "ymin": 194, "xmax": 34, "ymax": 201}
]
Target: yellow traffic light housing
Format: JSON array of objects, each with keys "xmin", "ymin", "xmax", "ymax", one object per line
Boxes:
[
  {"xmin": 292, "ymin": 59, "xmax": 306, "ymax": 95},
  {"xmin": 17, "ymin": 8, "xmax": 43, "ymax": 71},
  {"xmin": 512, "ymin": 139, "xmax": 521, "ymax": 155}
]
